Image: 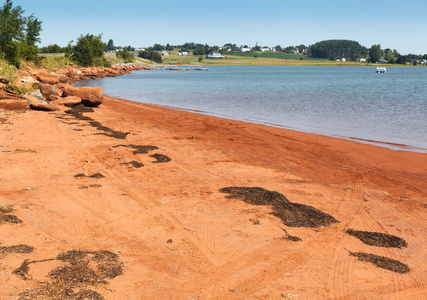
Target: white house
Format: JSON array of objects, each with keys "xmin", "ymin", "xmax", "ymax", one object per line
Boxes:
[
  {"xmin": 335, "ymin": 57, "xmax": 346, "ymax": 62},
  {"xmin": 161, "ymin": 51, "xmax": 169, "ymax": 56},
  {"xmin": 260, "ymin": 47, "xmax": 270, "ymax": 52},
  {"xmin": 206, "ymin": 51, "xmax": 225, "ymax": 59},
  {"xmin": 178, "ymin": 52, "xmax": 188, "ymax": 56},
  {"xmin": 241, "ymin": 47, "xmax": 251, "ymax": 52},
  {"xmin": 356, "ymin": 58, "xmax": 366, "ymax": 62}
]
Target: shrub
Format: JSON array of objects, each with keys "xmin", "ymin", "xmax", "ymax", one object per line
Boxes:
[
  {"xmin": 116, "ymin": 49, "xmax": 134, "ymax": 63},
  {"xmin": 0, "ymin": 59, "xmax": 17, "ymax": 83},
  {"xmin": 68, "ymin": 34, "xmax": 106, "ymax": 67},
  {"xmin": 138, "ymin": 50, "xmax": 162, "ymax": 63}
]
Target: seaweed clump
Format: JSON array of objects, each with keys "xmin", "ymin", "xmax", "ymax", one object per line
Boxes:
[
  {"xmin": 0, "ymin": 204, "xmax": 22, "ymax": 225},
  {"xmin": 0, "ymin": 214, "xmax": 23, "ymax": 225},
  {"xmin": 219, "ymin": 187, "xmax": 339, "ymax": 228},
  {"xmin": 113, "ymin": 144, "xmax": 159, "ymax": 154},
  {"xmin": 346, "ymin": 229, "xmax": 408, "ymax": 248},
  {"xmin": 74, "ymin": 173, "xmax": 105, "ymax": 179},
  {"xmin": 120, "ymin": 161, "xmax": 144, "ymax": 168},
  {"xmin": 349, "ymin": 251, "xmax": 410, "ymax": 274},
  {"xmin": 0, "ymin": 245, "xmax": 34, "ymax": 257},
  {"xmin": 150, "ymin": 153, "xmax": 171, "ymax": 163},
  {"xmin": 15, "ymin": 249, "xmax": 124, "ymax": 300},
  {"xmin": 65, "ymin": 104, "xmax": 129, "ymax": 139}
]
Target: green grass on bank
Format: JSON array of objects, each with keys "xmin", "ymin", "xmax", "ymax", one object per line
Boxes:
[
  {"xmin": 162, "ymin": 54, "xmax": 373, "ymax": 66},
  {"xmin": 225, "ymin": 51, "xmax": 321, "ymax": 60},
  {"xmin": 162, "ymin": 54, "xmax": 424, "ymax": 67}
]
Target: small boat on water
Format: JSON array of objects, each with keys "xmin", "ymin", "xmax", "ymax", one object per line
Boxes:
[{"xmin": 376, "ymin": 67, "xmax": 386, "ymax": 73}]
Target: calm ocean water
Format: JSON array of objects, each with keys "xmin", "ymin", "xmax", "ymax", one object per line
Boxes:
[{"xmin": 75, "ymin": 66, "xmax": 427, "ymax": 152}]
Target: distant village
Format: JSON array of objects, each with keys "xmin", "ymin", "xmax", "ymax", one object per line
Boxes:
[
  {"xmin": 103, "ymin": 40, "xmax": 427, "ymax": 65},
  {"xmin": 40, "ymin": 39, "xmax": 427, "ymax": 65},
  {"xmin": 124, "ymin": 44, "xmax": 310, "ymax": 60}
]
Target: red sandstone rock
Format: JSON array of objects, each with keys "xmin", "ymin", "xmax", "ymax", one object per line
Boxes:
[
  {"xmin": 56, "ymin": 96, "xmax": 82, "ymax": 107},
  {"xmin": 30, "ymin": 102, "xmax": 60, "ymax": 111},
  {"xmin": 48, "ymin": 94, "xmax": 61, "ymax": 101},
  {"xmin": 61, "ymin": 85, "xmax": 103, "ymax": 107},
  {"xmin": 36, "ymin": 74, "xmax": 60, "ymax": 85},
  {"xmin": 0, "ymin": 98, "xmax": 29, "ymax": 111},
  {"xmin": 25, "ymin": 95, "xmax": 44, "ymax": 103},
  {"xmin": 39, "ymin": 84, "xmax": 63, "ymax": 100},
  {"xmin": 56, "ymin": 75, "xmax": 69, "ymax": 83}
]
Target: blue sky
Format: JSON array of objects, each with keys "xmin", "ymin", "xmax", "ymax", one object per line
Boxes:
[{"xmin": 14, "ymin": 0, "xmax": 427, "ymax": 54}]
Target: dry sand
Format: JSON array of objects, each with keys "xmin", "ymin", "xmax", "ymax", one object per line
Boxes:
[{"xmin": 0, "ymin": 95, "xmax": 426, "ymax": 299}]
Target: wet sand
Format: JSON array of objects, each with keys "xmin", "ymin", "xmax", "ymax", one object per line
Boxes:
[{"xmin": 1, "ymin": 95, "xmax": 426, "ymax": 299}]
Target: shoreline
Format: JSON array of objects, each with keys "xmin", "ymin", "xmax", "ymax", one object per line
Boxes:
[
  {"xmin": 1, "ymin": 68, "xmax": 426, "ymax": 299},
  {"xmin": 74, "ymin": 66, "xmax": 426, "ymax": 154},
  {"xmin": 127, "ymin": 100, "xmax": 427, "ymax": 153}
]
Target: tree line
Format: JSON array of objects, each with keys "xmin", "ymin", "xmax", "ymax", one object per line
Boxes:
[
  {"xmin": 2, "ymin": 1, "xmax": 426, "ymax": 68},
  {"xmin": 309, "ymin": 40, "xmax": 427, "ymax": 64},
  {"xmin": 0, "ymin": 0, "xmax": 109, "ymax": 67}
]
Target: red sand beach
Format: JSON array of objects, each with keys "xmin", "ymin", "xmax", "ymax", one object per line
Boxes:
[{"xmin": 1, "ymin": 87, "xmax": 426, "ymax": 298}]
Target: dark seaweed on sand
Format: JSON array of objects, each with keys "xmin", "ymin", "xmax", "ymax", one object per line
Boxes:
[
  {"xmin": 120, "ymin": 161, "xmax": 144, "ymax": 168},
  {"xmin": 65, "ymin": 104, "xmax": 130, "ymax": 139},
  {"xmin": 74, "ymin": 173, "xmax": 105, "ymax": 179},
  {"xmin": 349, "ymin": 251, "xmax": 410, "ymax": 274},
  {"xmin": 15, "ymin": 249, "xmax": 124, "ymax": 300},
  {"xmin": 219, "ymin": 187, "xmax": 339, "ymax": 228},
  {"xmin": 0, "ymin": 245, "xmax": 33, "ymax": 256},
  {"xmin": 0, "ymin": 214, "xmax": 23, "ymax": 224},
  {"xmin": 150, "ymin": 153, "xmax": 171, "ymax": 163},
  {"xmin": 113, "ymin": 144, "xmax": 159, "ymax": 154},
  {"xmin": 346, "ymin": 229, "xmax": 408, "ymax": 248}
]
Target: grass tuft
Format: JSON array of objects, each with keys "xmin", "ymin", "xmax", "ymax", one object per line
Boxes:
[{"xmin": 0, "ymin": 203, "xmax": 14, "ymax": 214}]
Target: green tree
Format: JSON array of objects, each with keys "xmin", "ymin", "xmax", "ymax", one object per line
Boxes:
[
  {"xmin": 21, "ymin": 14, "xmax": 42, "ymax": 61},
  {"xmin": 308, "ymin": 40, "xmax": 367, "ymax": 60},
  {"xmin": 40, "ymin": 44, "xmax": 65, "ymax": 53},
  {"xmin": 395, "ymin": 55, "xmax": 407, "ymax": 64},
  {"xmin": 384, "ymin": 50, "xmax": 394, "ymax": 63},
  {"xmin": 116, "ymin": 48, "xmax": 134, "ymax": 63},
  {"xmin": 138, "ymin": 50, "xmax": 162, "ymax": 63},
  {"xmin": 105, "ymin": 39, "xmax": 115, "ymax": 51},
  {"xmin": 165, "ymin": 43, "xmax": 173, "ymax": 50},
  {"xmin": 193, "ymin": 47, "xmax": 206, "ymax": 56},
  {"xmin": 153, "ymin": 43, "xmax": 163, "ymax": 51},
  {"xmin": 0, "ymin": 0, "xmax": 25, "ymax": 66},
  {"xmin": 285, "ymin": 46, "xmax": 296, "ymax": 53},
  {"xmin": 70, "ymin": 34, "xmax": 106, "ymax": 67},
  {"xmin": 296, "ymin": 44, "xmax": 307, "ymax": 53},
  {"xmin": 0, "ymin": 0, "xmax": 42, "ymax": 66},
  {"xmin": 25, "ymin": 15, "xmax": 42, "ymax": 45},
  {"xmin": 369, "ymin": 44, "xmax": 382, "ymax": 63}
]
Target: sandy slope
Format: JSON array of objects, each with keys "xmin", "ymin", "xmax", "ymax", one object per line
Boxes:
[{"xmin": 0, "ymin": 96, "xmax": 426, "ymax": 299}]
